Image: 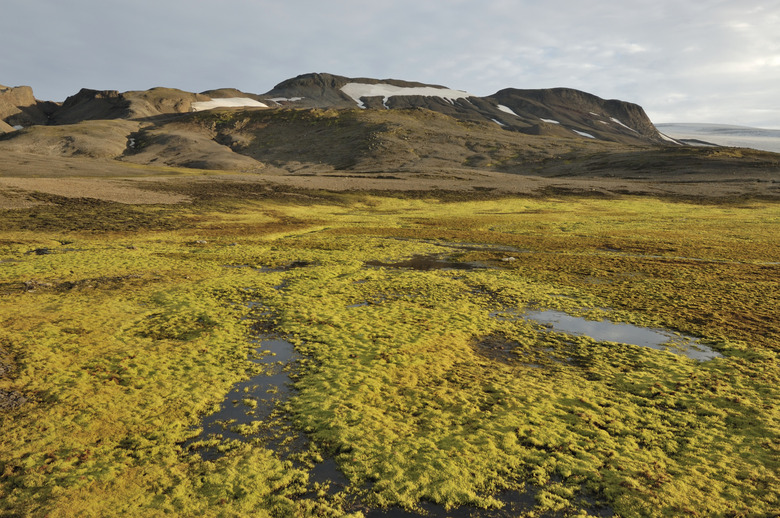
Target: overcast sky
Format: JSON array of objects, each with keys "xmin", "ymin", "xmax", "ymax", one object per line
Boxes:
[{"xmin": 2, "ymin": 0, "xmax": 779, "ymax": 127}]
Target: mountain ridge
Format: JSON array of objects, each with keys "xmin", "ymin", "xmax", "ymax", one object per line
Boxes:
[
  {"xmin": 1, "ymin": 72, "xmax": 665, "ymax": 145},
  {"xmin": 2, "ymin": 72, "xmax": 779, "ymax": 201}
]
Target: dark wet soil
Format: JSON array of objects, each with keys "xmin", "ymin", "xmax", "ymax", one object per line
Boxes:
[
  {"xmin": 365, "ymin": 254, "xmax": 486, "ymax": 270},
  {"xmin": 472, "ymin": 333, "xmax": 524, "ymax": 364}
]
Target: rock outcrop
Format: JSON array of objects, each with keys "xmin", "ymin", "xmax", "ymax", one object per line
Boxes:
[
  {"xmin": 2, "ymin": 73, "xmax": 666, "ymax": 145},
  {"xmin": 0, "ymin": 119, "xmax": 15, "ymax": 134},
  {"xmin": 257, "ymin": 73, "xmax": 665, "ymax": 145},
  {"xmin": 0, "ymin": 84, "xmax": 55, "ymax": 126},
  {"xmin": 51, "ymin": 88, "xmax": 130, "ymax": 124},
  {"xmin": 488, "ymin": 87, "xmax": 662, "ymax": 143}
]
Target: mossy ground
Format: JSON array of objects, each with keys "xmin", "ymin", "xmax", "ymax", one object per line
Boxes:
[{"xmin": 1, "ymin": 193, "xmax": 777, "ymax": 517}]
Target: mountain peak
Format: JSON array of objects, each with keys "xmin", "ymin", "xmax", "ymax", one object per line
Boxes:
[
  {"xmin": 257, "ymin": 73, "xmax": 664, "ymax": 144},
  {"xmin": 1, "ymin": 72, "xmax": 667, "ymax": 145}
]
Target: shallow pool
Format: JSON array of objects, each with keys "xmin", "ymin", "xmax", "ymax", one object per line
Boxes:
[{"xmin": 523, "ymin": 309, "xmax": 721, "ymax": 361}]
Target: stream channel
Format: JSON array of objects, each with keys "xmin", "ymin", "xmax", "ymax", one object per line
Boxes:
[
  {"xmin": 182, "ymin": 307, "xmax": 553, "ymax": 516},
  {"xmin": 186, "ymin": 251, "xmax": 723, "ymax": 516}
]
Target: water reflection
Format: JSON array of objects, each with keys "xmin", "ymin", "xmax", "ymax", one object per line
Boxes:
[
  {"xmin": 184, "ymin": 337, "xmax": 300, "ymax": 460},
  {"xmin": 184, "ymin": 330, "xmax": 351, "ymax": 489},
  {"xmin": 523, "ymin": 310, "xmax": 721, "ymax": 361}
]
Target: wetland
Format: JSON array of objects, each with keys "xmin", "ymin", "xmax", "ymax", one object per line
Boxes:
[{"xmin": 0, "ymin": 191, "xmax": 778, "ymax": 517}]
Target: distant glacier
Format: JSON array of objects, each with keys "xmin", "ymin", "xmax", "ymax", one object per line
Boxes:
[{"xmin": 656, "ymin": 123, "xmax": 780, "ymax": 153}]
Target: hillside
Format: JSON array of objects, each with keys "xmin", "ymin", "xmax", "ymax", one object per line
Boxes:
[
  {"xmin": 0, "ymin": 73, "xmax": 779, "ymax": 202},
  {"xmin": 0, "ymin": 84, "xmax": 56, "ymax": 126},
  {"xmin": 1, "ymin": 72, "xmax": 664, "ymax": 145},
  {"xmin": 259, "ymin": 73, "xmax": 667, "ymax": 145}
]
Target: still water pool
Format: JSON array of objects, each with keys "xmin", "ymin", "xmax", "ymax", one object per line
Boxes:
[{"xmin": 523, "ymin": 309, "xmax": 721, "ymax": 361}]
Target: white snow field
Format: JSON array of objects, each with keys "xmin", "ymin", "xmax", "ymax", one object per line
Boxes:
[
  {"xmin": 610, "ymin": 117, "xmax": 638, "ymax": 133},
  {"xmin": 573, "ymin": 129, "xmax": 596, "ymax": 138},
  {"xmin": 656, "ymin": 123, "xmax": 780, "ymax": 153},
  {"xmin": 191, "ymin": 98, "xmax": 268, "ymax": 111},
  {"xmin": 340, "ymin": 83, "xmax": 474, "ymax": 109},
  {"xmin": 497, "ymin": 104, "xmax": 519, "ymax": 116}
]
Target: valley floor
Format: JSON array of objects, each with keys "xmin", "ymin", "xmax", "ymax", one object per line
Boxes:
[{"xmin": 0, "ymin": 187, "xmax": 778, "ymax": 517}]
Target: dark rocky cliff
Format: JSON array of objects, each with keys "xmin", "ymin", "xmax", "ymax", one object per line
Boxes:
[
  {"xmin": 1, "ymin": 72, "xmax": 666, "ymax": 145},
  {"xmin": 259, "ymin": 73, "xmax": 664, "ymax": 145}
]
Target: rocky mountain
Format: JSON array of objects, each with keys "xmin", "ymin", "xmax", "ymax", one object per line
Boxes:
[
  {"xmin": 257, "ymin": 73, "xmax": 665, "ymax": 145},
  {"xmin": 47, "ymin": 87, "xmax": 218, "ymax": 124},
  {"xmin": 0, "ymin": 73, "xmax": 672, "ymax": 174},
  {"xmin": 2, "ymin": 74, "xmax": 778, "ymax": 199},
  {"xmin": 0, "ymin": 84, "xmax": 57, "ymax": 127},
  {"xmin": 1, "ymin": 73, "xmax": 665, "ymax": 144},
  {"xmin": 9, "ymin": 71, "xmax": 779, "ymax": 183},
  {"xmin": 0, "ymin": 85, "xmax": 265, "ymax": 129}
]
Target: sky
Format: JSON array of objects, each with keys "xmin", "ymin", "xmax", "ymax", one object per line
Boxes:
[{"xmin": 2, "ymin": 0, "xmax": 779, "ymax": 128}]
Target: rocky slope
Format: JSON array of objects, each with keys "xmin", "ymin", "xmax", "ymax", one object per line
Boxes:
[
  {"xmin": 0, "ymin": 72, "xmax": 674, "ymax": 174},
  {"xmin": 47, "ymin": 87, "xmax": 217, "ymax": 124},
  {"xmin": 6, "ymin": 72, "xmax": 777, "ymax": 192},
  {"xmin": 257, "ymin": 73, "xmax": 666, "ymax": 145},
  {"xmin": 1, "ymin": 73, "xmax": 665, "ymax": 143},
  {"xmin": 0, "ymin": 84, "xmax": 56, "ymax": 127}
]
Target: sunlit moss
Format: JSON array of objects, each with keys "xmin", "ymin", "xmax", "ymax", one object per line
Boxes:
[{"xmin": 1, "ymin": 194, "xmax": 777, "ymax": 516}]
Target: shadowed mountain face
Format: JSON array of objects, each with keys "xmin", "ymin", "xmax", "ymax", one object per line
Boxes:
[
  {"xmin": 1, "ymin": 72, "xmax": 779, "ymax": 198},
  {"xmin": 258, "ymin": 73, "xmax": 665, "ymax": 145},
  {"xmin": 1, "ymin": 72, "xmax": 663, "ymax": 145},
  {"xmin": 48, "ymin": 87, "xmax": 217, "ymax": 124},
  {"xmin": 489, "ymin": 87, "xmax": 661, "ymax": 143},
  {"xmin": 0, "ymin": 84, "xmax": 57, "ymax": 126},
  {"xmin": 0, "ymin": 72, "xmax": 674, "ymax": 173}
]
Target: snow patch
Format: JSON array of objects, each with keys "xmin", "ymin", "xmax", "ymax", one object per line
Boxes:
[
  {"xmin": 492, "ymin": 119, "xmax": 507, "ymax": 127},
  {"xmin": 659, "ymin": 133, "xmax": 681, "ymax": 144},
  {"xmin": 573, "ymin": 129, "xmax": 596, "ymax": 139},
  {"xmin": 540, "ymin": 118, "xmax": 560, "ymax": 124},
  {"xmin": 340, "ymin": 82, "xmax": 474, "ymax": 109},
  {"xmin": 497, "ymin": 104, "xmax": 519, "ymax": 116},
  {"xmin": 610, "ymin": 117, "xmax": 638, "ymax": 133},
  {"xmin": 12, "ymin": 125, "xmax": 23, "ymax": 130},
  {"xmin": 191, "ymin": 97, "xmax": 268, "ymax": 111},
  {"xmin": 267, "ymin": 97, "xmax": 304, "ymax": 104}
]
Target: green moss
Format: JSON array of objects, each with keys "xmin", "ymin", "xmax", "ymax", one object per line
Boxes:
[{"xmin": 1, "ymin": 194, "xmax": 778, "ymax": 516}]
